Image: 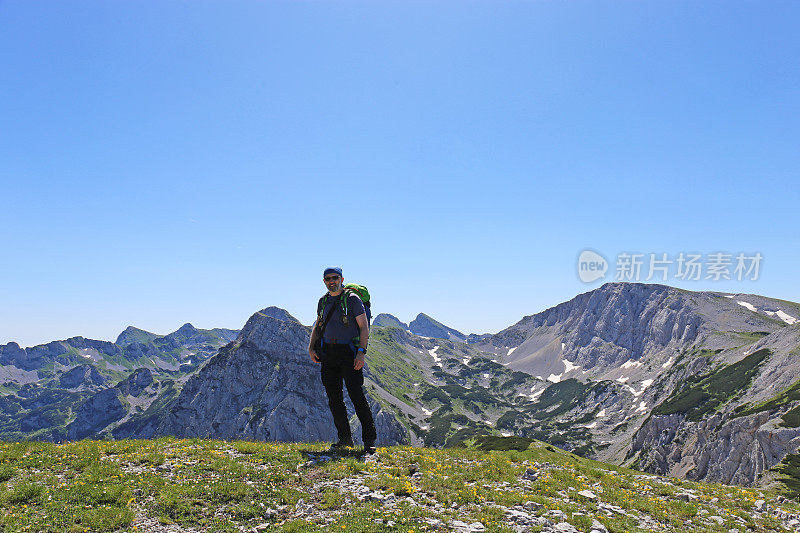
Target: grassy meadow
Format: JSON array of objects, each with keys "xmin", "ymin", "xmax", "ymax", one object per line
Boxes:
[{"xmin": 0, "ymin": 436, "xmax": 798, "ymax": 532}]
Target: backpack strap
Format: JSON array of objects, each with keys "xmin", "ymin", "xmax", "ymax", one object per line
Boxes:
[{"xmin": 316, "ymin": 293, "xmax": 342, "ymax": 340}]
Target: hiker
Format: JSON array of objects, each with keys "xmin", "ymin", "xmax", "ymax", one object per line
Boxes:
[{"xmin": 308, "ymin": 267, "xmax": 377, "ymax": 454}]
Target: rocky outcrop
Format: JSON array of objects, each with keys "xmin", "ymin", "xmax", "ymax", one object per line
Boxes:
[
  {"xmin": 630, "ymin": 327, "xmax": 800, "ymax": 486},
  {"xmin": 154, "ymin": 308, "xmax": 408, "ymax": 446},
  {"xmin": 66, "ymin": 388, "xmax": 127, "ymax": 440},
  {"xmin": 64, "ymin": 368, "xmax": 156, "ymax": 440},
  {"xmin": 0, "ymin": 342, "xmax": 28, "ymax": 368},
  {"xmin": 117, "ymin": 368, "xmax": 154, "ymax": 397},
  {"xmin": 632, "ymin": 410, "xmax": 800, "ymax": 486},
  {"xmin": 58, "ymin": 365, "xmax": 107, "ymax": 389}
]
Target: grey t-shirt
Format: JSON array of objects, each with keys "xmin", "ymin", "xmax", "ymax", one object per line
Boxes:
[{"xmin": 317, "ymin": 293, "xmax": 366, "ymax": 344}]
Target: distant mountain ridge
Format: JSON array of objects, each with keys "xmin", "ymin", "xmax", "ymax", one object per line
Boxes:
[
  {"xmin": 372, "ymin": 312, "xmax": 468, "ymax": 342},
  {"xmin": 0, "ymin": 322, "xmax": 239, "ymax": 441}
]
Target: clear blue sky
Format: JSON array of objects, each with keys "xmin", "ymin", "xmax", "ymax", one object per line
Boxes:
[{"xmin": 2, "ymin": 1, "xmax": 799, "ymax": 348}]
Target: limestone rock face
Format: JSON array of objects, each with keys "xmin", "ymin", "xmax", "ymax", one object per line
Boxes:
[
  {"xmin": 630, "ymin": 326, "xmax": 800, "ymax": 486},
  {"xmin": 155, "ymin": 309, "xmax": 408, "ymax": 446},
  {"xmin": 64, "ymin": 367, "xmax": 156, "ymax": 440},
  {"xmin": 117, "ymin": 368, "xmax": 154, "ymax": 397},
  {"xmin": 632, "ymin": 410, "xmax": 800, "ymax": 486},
  {"xmin": 489, "ymin": 283, "xmax": 704, "ymax": 370},
  {"xmin": 66, "ymin": 388, "xmax": 126, "ymax": 441},
  {"xmin": 0, "ymin": 343, "xmax": 28, "ymax": 368},
  {"xmin": 58, "ymin": 365, "xmax": 107, "ymax": 389}
]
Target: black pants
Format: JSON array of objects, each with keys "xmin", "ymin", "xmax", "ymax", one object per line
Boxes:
[{"xmin": 320, "ymin": 343, "xmax": 377, "ymax": 444}]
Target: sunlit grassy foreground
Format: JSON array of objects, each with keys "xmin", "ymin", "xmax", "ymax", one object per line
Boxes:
[{"xmin": 0, "ymin": 437, "xmax": 797, "ymax": 532}]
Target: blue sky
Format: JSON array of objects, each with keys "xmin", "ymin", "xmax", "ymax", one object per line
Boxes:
[{"xmin": 2, "ymin": 1, "xmax": 799, "ymax": 348}]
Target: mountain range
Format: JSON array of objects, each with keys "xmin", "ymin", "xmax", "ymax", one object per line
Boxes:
[{"xmin": 2, "ymin": 282, "xmax": 800, "ymax": 496}]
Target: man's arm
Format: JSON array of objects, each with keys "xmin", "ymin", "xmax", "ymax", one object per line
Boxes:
[
  {"xmin": 308, "ymin": 318, "xmax": 321, "ymax": 363},
  {"xmin": 353, "ymin": 313, "xmax": 369, "ymax": 370}
]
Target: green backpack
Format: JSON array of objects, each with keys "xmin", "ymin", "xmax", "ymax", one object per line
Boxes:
[
  {"xmin": 317, "ymin": 283, "xmax": 372, "ymax": 327},
  {"xmin": 316, "ymin": 283, "xmax": 372, "ymax": 349},
  {"xmin": 344, "ymin": 283, "xmax": 371, "ymax": 322}
]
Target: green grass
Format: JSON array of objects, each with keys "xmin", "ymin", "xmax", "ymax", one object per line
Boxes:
[
  {"xmin": 524, "ymin": 378, "xmax": 593, "ymax": 420},
  {"xmin": 736, "ymin": 331, "xmax": 771, "ymax": 343},
  {"xmin": 773, "ymin": 453, "xmax": 800, "ymax": 499},
  {"xmin": 653, "ymin": 349, "xmax": 771, "ymax": 421},
  {"xmin": 733, "ymin": 378, "xmax": 800, "ymax": 428},
  {"xmin": 364, "ymin": 329, "xmax": 427, "ymax": 404},
  {"xmin": 0, "ymin": 437, "xmax": 797, "ymax": 532}
]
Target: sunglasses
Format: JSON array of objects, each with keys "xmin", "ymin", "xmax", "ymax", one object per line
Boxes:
[{"xmin": 324, "ymin": 275, "xmax": 341, "ymax": 282}]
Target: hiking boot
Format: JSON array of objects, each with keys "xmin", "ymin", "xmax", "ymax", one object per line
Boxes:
[
  {"xmin": 363, "ymin": 440, "xmax": 377, "ymax": 454},
  {"xmin": 329, "ymin": 440, "xmax": 354, "ymax": 452}
]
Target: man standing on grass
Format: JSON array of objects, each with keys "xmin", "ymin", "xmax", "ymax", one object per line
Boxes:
[{"xmin": 308, "ymin": 267, "xmax": 377, "ymax": 454}]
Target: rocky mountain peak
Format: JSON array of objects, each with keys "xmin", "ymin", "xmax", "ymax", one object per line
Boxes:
[
  {"xmin": 409, "ymin": 313, "xmax": 466, "ymax": 341},
  {"xmin": 115, "ymin": 326, "xmax": 159, "ymax": 346},
  {"xmin": 372, "ymin": 313, "xmax": 409, "ymax": 330},
  {"xmin": 255, "ymin": 306, "xmax": 301, "ymax": 324},
  {"xmin": 175, "ymin": 323, "xmax": 198, "ymax": 335},
  {"xmin": 235, "ymin": 308, "xmax": 309, "ymax": 354},
  {"xmin": 485, "ymin": 281, "xmax": 704, "ymax": 374}
]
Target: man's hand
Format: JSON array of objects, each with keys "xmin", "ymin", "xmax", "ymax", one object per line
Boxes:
[
  {"xmin": 310, "ymin": 350, "xmax": 320, "ymax": 363},
  {"xmin": 354, "ymin": 352, "xmax": 365, "ymax": 370}
]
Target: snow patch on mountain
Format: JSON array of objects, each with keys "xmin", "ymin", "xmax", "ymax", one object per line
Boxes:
[
  {"xmin": 638, "ymin": 379, "xmax": 654, "ymax": 396},
  {"xmin": 528, "ymin": 388, "xmax": 544, "ymax": 402},
  {"xmin": 737, "ymin": 301, "xmax": 757, "ymax": 312},
  {"xmin": 776, "ymin": 310, "xmax": 798, "ymax": 325}
]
